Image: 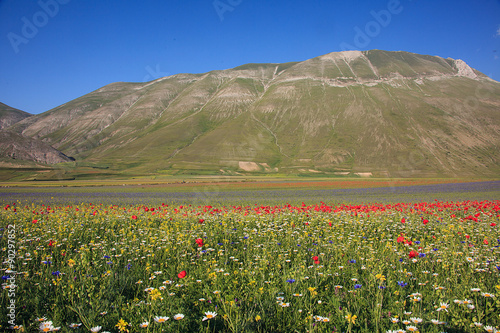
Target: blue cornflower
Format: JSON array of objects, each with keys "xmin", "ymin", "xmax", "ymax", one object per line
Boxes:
[
  {"xmin": 349, "ymin": 259, "xmax": 356, "ymax": 264},
  {"xmin": 126, "ymin": 264, "xmax": 132, "ymax": 270},
  {"xmin": 354, "ymin": 284, "xmax": 362, "ymax": 289},
  {"xmin": 103, "ymin": 255, "xmax": 110, "ymax": 259},
  {"xmin": 52, "ymin": 271, "xmax": 60, "ymax": 276},
  {"xmin": 397, "ymin": 281, "xmax": 407, "ymax": 287},
  {"xmin": 287, "ymin": 279, "xmax": 296, "ymax": 283},
  {"xmin": 419, "ymin": 253, "xmax": 426, "ymax": 258},
  {"xmin": 1, "ymin": 275, "xmax": 11, "ymax": 280},
  {"xmin": 218, "ymin": 243, "xmax": 223, "ymax": 246}
]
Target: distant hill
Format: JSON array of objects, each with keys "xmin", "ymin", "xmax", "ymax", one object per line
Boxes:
[
  {"xmin": 0, "ymin": 102, "xmax": 32, "ymax": 129},
  {"xmin": 0, "ymin": 131, "xmax": 74, "ymax": 165},
  {"xmin": 7, "ymin": 50, "xmax": 500, "ymax": 177}
]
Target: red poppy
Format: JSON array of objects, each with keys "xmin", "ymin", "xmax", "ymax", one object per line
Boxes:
[
  {"xmin": 312, "ymin": 256, "xmax": 319, "ymax": 264},
  {"xmin": 48, "ymin": 240, "xmax": 55, "ymax": 247},
  {"xmin": 483, "ymin": 239, "xmax": 489, "ymax": 245},
  {"xmin": 397, "ymin": 236, "xmax": 405, "ymax": 243},
  {"xmin": 490, "ymin": 223, "xmax": 497, "ymax": 227},
  {"xmin": 131, "ymin": 215, "xmax": 138, "ymax": 220},
  {"xmin": 408, "ymin": 250, "xmax": 418, "ymax": 258},
  {"xmin": 195, "ymin": 238, "xmax": 204, "ymax": 247},
  {"xmin": 199, "ymin": 218, "xmax": 205, "ymax": 224},
  {"xmin": 422, "ymin": 219, "xmax": 428, "ymax": 225},
  {"xmin": 401, "ymin": 218, "xmax": 405, "ymax": 224},
  {"xmin": 177, "ymin": 270, "xmax": 186, "ymax": 279},
  {"xmin": 32, "ymin": 219, "xmax": 38, "ymax": 224}
]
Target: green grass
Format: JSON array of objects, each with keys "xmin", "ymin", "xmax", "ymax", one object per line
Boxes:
[{"xmin": 0, "ymin": 197, "xmax": 499, "ymax": 332}]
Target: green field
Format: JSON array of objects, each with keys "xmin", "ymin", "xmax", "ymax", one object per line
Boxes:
[{"xmin": 1, "ymin": 180, "xmax": 499, "ymax": 332}]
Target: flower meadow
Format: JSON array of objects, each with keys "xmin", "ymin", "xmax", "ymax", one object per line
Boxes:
[{"xmin": 1, "ymin": 200, "xmax": 499, "ymax": 332}]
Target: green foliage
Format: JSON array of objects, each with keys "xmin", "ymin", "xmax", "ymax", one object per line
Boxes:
[{"xmin": 1, "ymin": 198, "xmax": 499, "ymax": 332}]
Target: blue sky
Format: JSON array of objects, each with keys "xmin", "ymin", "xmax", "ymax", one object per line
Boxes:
[{"xmin": 1, "ymin": 0, "xmax": 499, "ymax": 114}]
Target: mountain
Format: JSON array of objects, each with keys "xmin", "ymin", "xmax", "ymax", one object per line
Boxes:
[
  {"xmin": 0, "ymin": 102, "xmax": 32, "ymax": 129},
  {"xmin": 0, "ymin": 103, "xmax": 74, "ymax": 166},
  {"xmin": 0, "ymin": 131, "xmax": 75, "ymax": 165},
  {"xmin": 7, "ymin": 50, "xmax": 500, "ymax": 177}
]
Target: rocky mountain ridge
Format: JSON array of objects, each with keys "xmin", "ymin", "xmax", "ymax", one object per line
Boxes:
[{"xmin": 3, "ymin": 50, "xmax": 500, "ymax": 177}]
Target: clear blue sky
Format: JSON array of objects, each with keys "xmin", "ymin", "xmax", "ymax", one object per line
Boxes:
[{"xmin": 1, "ymin": 0, "xmax": 499, "ymax": 114}]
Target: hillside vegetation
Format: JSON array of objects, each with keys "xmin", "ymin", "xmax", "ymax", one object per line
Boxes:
[{"xmin": 3, "ymin": 50, "xmax": 500, "ymax": 179}]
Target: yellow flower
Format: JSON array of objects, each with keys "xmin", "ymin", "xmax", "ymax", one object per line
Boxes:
[
  {"xmin": 68, "ymin": 259, "xmax": 76, "ymax": 267},
  {"xmin": 115, "ymin": 319, "xmax": 129, "ymax": 332},
  {"xmin": 345, "ymin": 313, "xmax": 357, "ymax": 324},
  {"xmin": 149, "ymin": 289, "xmax": 162, "ymax": 301},
  {"xmin": 255, "ymin": 315, "xmax": 261, "ymax": 322},
  {"xmin": 375, "ymin": 273, "xmax": 386, "ymax": 281}
]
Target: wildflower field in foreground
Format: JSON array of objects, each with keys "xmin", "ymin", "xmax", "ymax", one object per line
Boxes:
[{"xmin": 1, "ymin": 199, "xmax": 499, "ymax": 333}]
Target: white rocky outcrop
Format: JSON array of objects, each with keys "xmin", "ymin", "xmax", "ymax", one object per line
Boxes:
[{"xmin": 452, "ymin": 59, "xmax": 477, "ymax": 79}]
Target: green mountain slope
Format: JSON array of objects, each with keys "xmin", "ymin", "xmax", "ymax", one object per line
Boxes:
[{"xmin": 8, "ymin": 50, "xmax": 500, "ymax": 177}]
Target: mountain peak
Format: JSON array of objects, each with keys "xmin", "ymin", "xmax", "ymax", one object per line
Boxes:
[
  {"xmin": 451, "ymin": 58, "xmax": 477, "ymax": 79},
  {"xmin": 3, "ymin": 50, "xmax": 500, "ymax": 178},
  {"xmin": 0, "ymin": 102, "xmax": 32, "ymax": 130}
]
